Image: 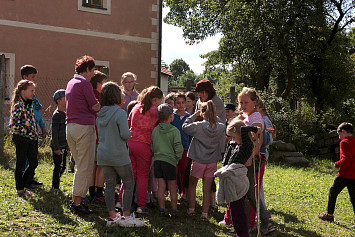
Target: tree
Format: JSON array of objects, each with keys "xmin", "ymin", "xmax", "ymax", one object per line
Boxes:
[
  {"xmin": 169, "ymin": 58, "xmax": 191, "ymax": 81},
  {"xmin": 164, "ymin": 0, "xmax": 355, "ymax": 113}
]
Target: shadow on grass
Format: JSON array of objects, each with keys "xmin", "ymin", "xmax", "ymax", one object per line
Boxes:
[
  {"xmin": 88, "ymin": 200, "xmax": 228, "ymax": 237},
  {"xmin": 27, "ymin": 187, "xmax": 79, "ymax": 226},
  {"xmin": 267, "ymin": 209, "xmax": 323, "ymax": 237}
]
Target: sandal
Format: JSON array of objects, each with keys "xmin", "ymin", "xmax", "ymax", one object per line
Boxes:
[
  {"xmin": 187, "ymin": 208, "xmax": 195, "ymax": 216},
  {"xmin": 261, "ymin": 223, "xmax": 276, "ymax": 235},
  {"xmin": 200, "ymin": 212, "xmax": 209, "ymax": 222}
]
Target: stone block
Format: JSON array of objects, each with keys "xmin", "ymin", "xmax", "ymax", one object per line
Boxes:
[
  {"xmin": 271, "ymin": 140, "xmax": 297, "ymax": 152},
  {"xmin": 282, "ymin": 156, "xmax": 309, "ymax": 167}
]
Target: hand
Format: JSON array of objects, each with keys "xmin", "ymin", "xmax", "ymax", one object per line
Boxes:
[
  {"xmin": 54, "ymin": 150, "xmax": 62, "ymax": 155},
  {"xmin": 334, "ymin": 163, "xmax": 340, "ymax": 169},
  {"xmin": 237, "ymin": 112, "xmax": 245, "ymax": 120},
  {"xmin": 92, "ymin": 102, "xmax": 101, "ymax": 112},
  {"xmin": 193, "ymin": 110, "xmax": 201, "ymax": 117}
]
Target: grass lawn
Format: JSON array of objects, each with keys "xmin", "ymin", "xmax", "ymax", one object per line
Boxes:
[{"xmin": 0, "ymin": 137, "xmax": 354, "ymax": 236}]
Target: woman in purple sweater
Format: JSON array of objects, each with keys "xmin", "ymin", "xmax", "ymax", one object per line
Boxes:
[{"xmin": 66, "ymin": 55, "xmax": 100, "ymax": 214}]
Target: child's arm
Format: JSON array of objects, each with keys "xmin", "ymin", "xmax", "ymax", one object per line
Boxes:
[
  {"xmin": 182, "ymin": 113, "xmax": 199, "ymax": 136},
  {"xmin": 228, "ymin": 126, "xmax": 258, "ymax": 165},
  {"xmin": 117, "ymin": 109, "xmax": 131, "ymax": 141},
  {"xmin": 32, "ymin": 95, "xmax": 43, "ymax": 110},
  {"xmin": 51, "ymin": 113, "xmax": 62, "ymax": 154},
  {"xmin": 334, "ymin": 139, "xmax": 353, "ymax": 169},
  {"xmin": 173, "ymin": 130, "xmax": 184, "ymax": 161}
]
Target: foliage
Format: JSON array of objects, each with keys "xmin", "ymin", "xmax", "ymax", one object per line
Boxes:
[
  {"xmin": 164, "ymin": 0, "xmax": 355, "ymax": 113},
  {"xmin": 1, "ymin": 138, "xmax": 355, "ymax": 236},
  {"xmin": 169, "ymin": 58, "xmax": 191, "ymax": 79}
]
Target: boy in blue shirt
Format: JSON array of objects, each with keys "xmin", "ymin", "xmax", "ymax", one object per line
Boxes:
[{"xmin": 171, "ymin": 92, "xmax": 192, "ymax": 201}]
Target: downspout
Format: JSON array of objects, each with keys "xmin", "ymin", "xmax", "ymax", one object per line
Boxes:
[{"xmin": 157, "ymin": 0, "xmax": 162, "ymax": 87}]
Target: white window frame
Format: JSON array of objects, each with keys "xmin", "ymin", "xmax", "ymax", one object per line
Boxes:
[
  {"xmin": 78, "ymin": 0, "xmax": 111, "ymax": 15},
  {"xmin": 0, "ymin": 52, "xmax": 15, "ymax": 104}
]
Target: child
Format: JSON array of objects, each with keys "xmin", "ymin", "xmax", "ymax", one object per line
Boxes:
[
  {"xmin": 9, "ymin": 80, "xmax": 37, "ymax": 196},
  {"xmin": 96, "ymin": 82, "xmax": 145, "ymax": 227},
  {"xmin": 165, "ymin": 92, "xmax": 176, "ymax": 107},
  {"xmin": 151, "ymin": 103, "xmax": 183, "ymax": 217},
  {"xmin": 215, "ymin": 119, "xmax": 258, "ymax": 237},
  {"xmin": 237, "ymin": 87, "xmax": 275, "ymax": 234},
  {"xmin": 126, "ymin": 100, "xmax": 138, "ymax": 117},
  {"xmin": 171, "ymin": 92, "xmax": 192, "ymax": 200},
  {"xmin": 89, "ymin": 70, "xmax": 107, "ymax": 203},
  {"xmin": 224, "ymin": 103, "xmax": 236, "ymax": 125},
  {"xmin": 182, "ymin": 100, "xmax": 225, "ymax": 221},
  {"xmin": 50, "ymin": 89, "xmax": 68, "ymax": 191},
  {"xmin": 118, "ymin": 86, "xmax": 163, "ymax": 213},
  {"xmin": 21, "ymin": 65, "xmax": 45, "ymax": 188},
  {"xmin": 185, "ymin": 91, "xmax": 196, "ymax": 115},
  {"xmin": 319, "ymin": 122, "xmax": 355, "ymax": 228}
]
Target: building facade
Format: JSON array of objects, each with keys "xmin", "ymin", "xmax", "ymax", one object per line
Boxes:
[{"xmin": 0, "ymin": 0, "xmax": 160, "ymax": 117}]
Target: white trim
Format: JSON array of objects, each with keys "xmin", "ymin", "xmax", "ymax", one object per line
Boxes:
[
  {"xmin": 0, "ymin": 52, "xmax": 15, "ymax": 104},
  {"xmin": 0, "ymin": 19, "xmax": 155, "ymax": 44},
  {"xmin": 78, "ymin": 0, "xmax": 111, "ymax": 15}
]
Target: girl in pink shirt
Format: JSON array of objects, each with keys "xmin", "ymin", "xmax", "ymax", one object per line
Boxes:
[{"xmin": 118, "ymin": 86, "xmax": 163, "ymax": 213}]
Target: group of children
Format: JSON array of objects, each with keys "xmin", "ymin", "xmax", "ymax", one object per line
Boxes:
[{"xmin": 8, "ymin": 56, "xmax": 355, "ymax": 233}]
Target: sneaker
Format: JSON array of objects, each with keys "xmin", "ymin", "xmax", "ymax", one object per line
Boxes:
[
  {"xmin": 260, "ymin": 223, "xmax": 276, "ymax": 235},
  {"xmin": 119, "ymin": 214, "xmax": 145, "ymax": 227},
  {"xmin": 31, "ymin": 180, "xmax": 43, "ymax": 186},
  {"xmin": 106, "ymin": 213, "xmax": 122, "ymax": 227},
  {"xmin": 136, "ymin": 206, "xmax": 150, "ymax": 214},
  {"xmin": 68, "ymin": 161, "xmax": 75, "ymax": 173},
  {"xmin": 318, "ymin": 213, "xmax": 334, "ymax": 222},
  {"xmin": 227, "ymin": 229, "xmax": 236, "ymax": 236},
  {"xmin": 160, "ymin": 209, "xmax": 170, "ymax": 218},
  {"xmin": 218, "ymin": 220, "xmax": 231, "ymax": 227},
  {"xmin": 69, "ymin": 201, "xmax": 93, "ymax": 215}
]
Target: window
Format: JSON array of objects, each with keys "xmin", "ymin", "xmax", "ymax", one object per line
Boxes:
[
  {"xmin": 95, "ymin": 60, "xmax": 110, "ymax": 79},
  {"xmin": 78, "ymin": 0, "xmax": 111, "ymax": 15},
  {"xmin": 0, "ymin": 53, "xmax": 15, "ymax": 103},
  {"xmin": 82, "ymin": 0, "xmax": 105, "ymax": 9}
]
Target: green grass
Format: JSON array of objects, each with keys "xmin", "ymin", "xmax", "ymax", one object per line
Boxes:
[{"xmin": 0, "ymin": 137, "xmax": 354, "ymax": 236}]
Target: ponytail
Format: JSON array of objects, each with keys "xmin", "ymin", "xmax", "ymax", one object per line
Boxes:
[
  {"xmin": 200, "ymin": 100, "xmax": 217, "ymax": 127},
  {"xmin": 138, "ymin": 86, "xmax": 163, "ymax": 114}
]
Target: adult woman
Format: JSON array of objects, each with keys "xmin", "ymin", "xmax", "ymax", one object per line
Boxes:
[
  {"xmin": 121, "ymin": 72, "xmax": 139, "ymax": 112},
  {"xmin": 66, "ymin": 55, "xmax": 100, "ymax": 214},
  {"xmin": 194, "ymin": 80, "xmax": 226, "ymax": 125}
]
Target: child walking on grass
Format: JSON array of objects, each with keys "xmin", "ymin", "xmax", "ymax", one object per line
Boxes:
[
  {"xmin": 215, "ymin": 119, "xmax": 258, "ymax": 237},
  {"xmin": 9, "ymin": 80, "xmax": 37, "ymax": 196},
  {"xmin": 96, "ymin": 82, "xmax": 145, "ymax": 227},
  {"xmin": 319, "ymin": 122, "xmax": 355, "ymax": 229},
  {"xmin": 182, "ymin": 100, "xmax": 225, "ymax": 221},
  {"xmin": 151, "ymin": 103, "xmax": 183, "ymax": 217},
  {"xmin": 50, "ymin": 89, "xmax": 68, "ymax": 191}
]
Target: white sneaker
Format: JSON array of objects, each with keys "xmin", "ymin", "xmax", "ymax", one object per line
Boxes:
[
  {"xmin": 218, "ymin": 220, "xmax": 231, "ymax": 226},
  {"xmin": 119, "ymin": 214, "xmax": 145, "ymax": 227},
  {"xmin": 106, "ymin": 213, "xmax": 121, "ymax": 227}
]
